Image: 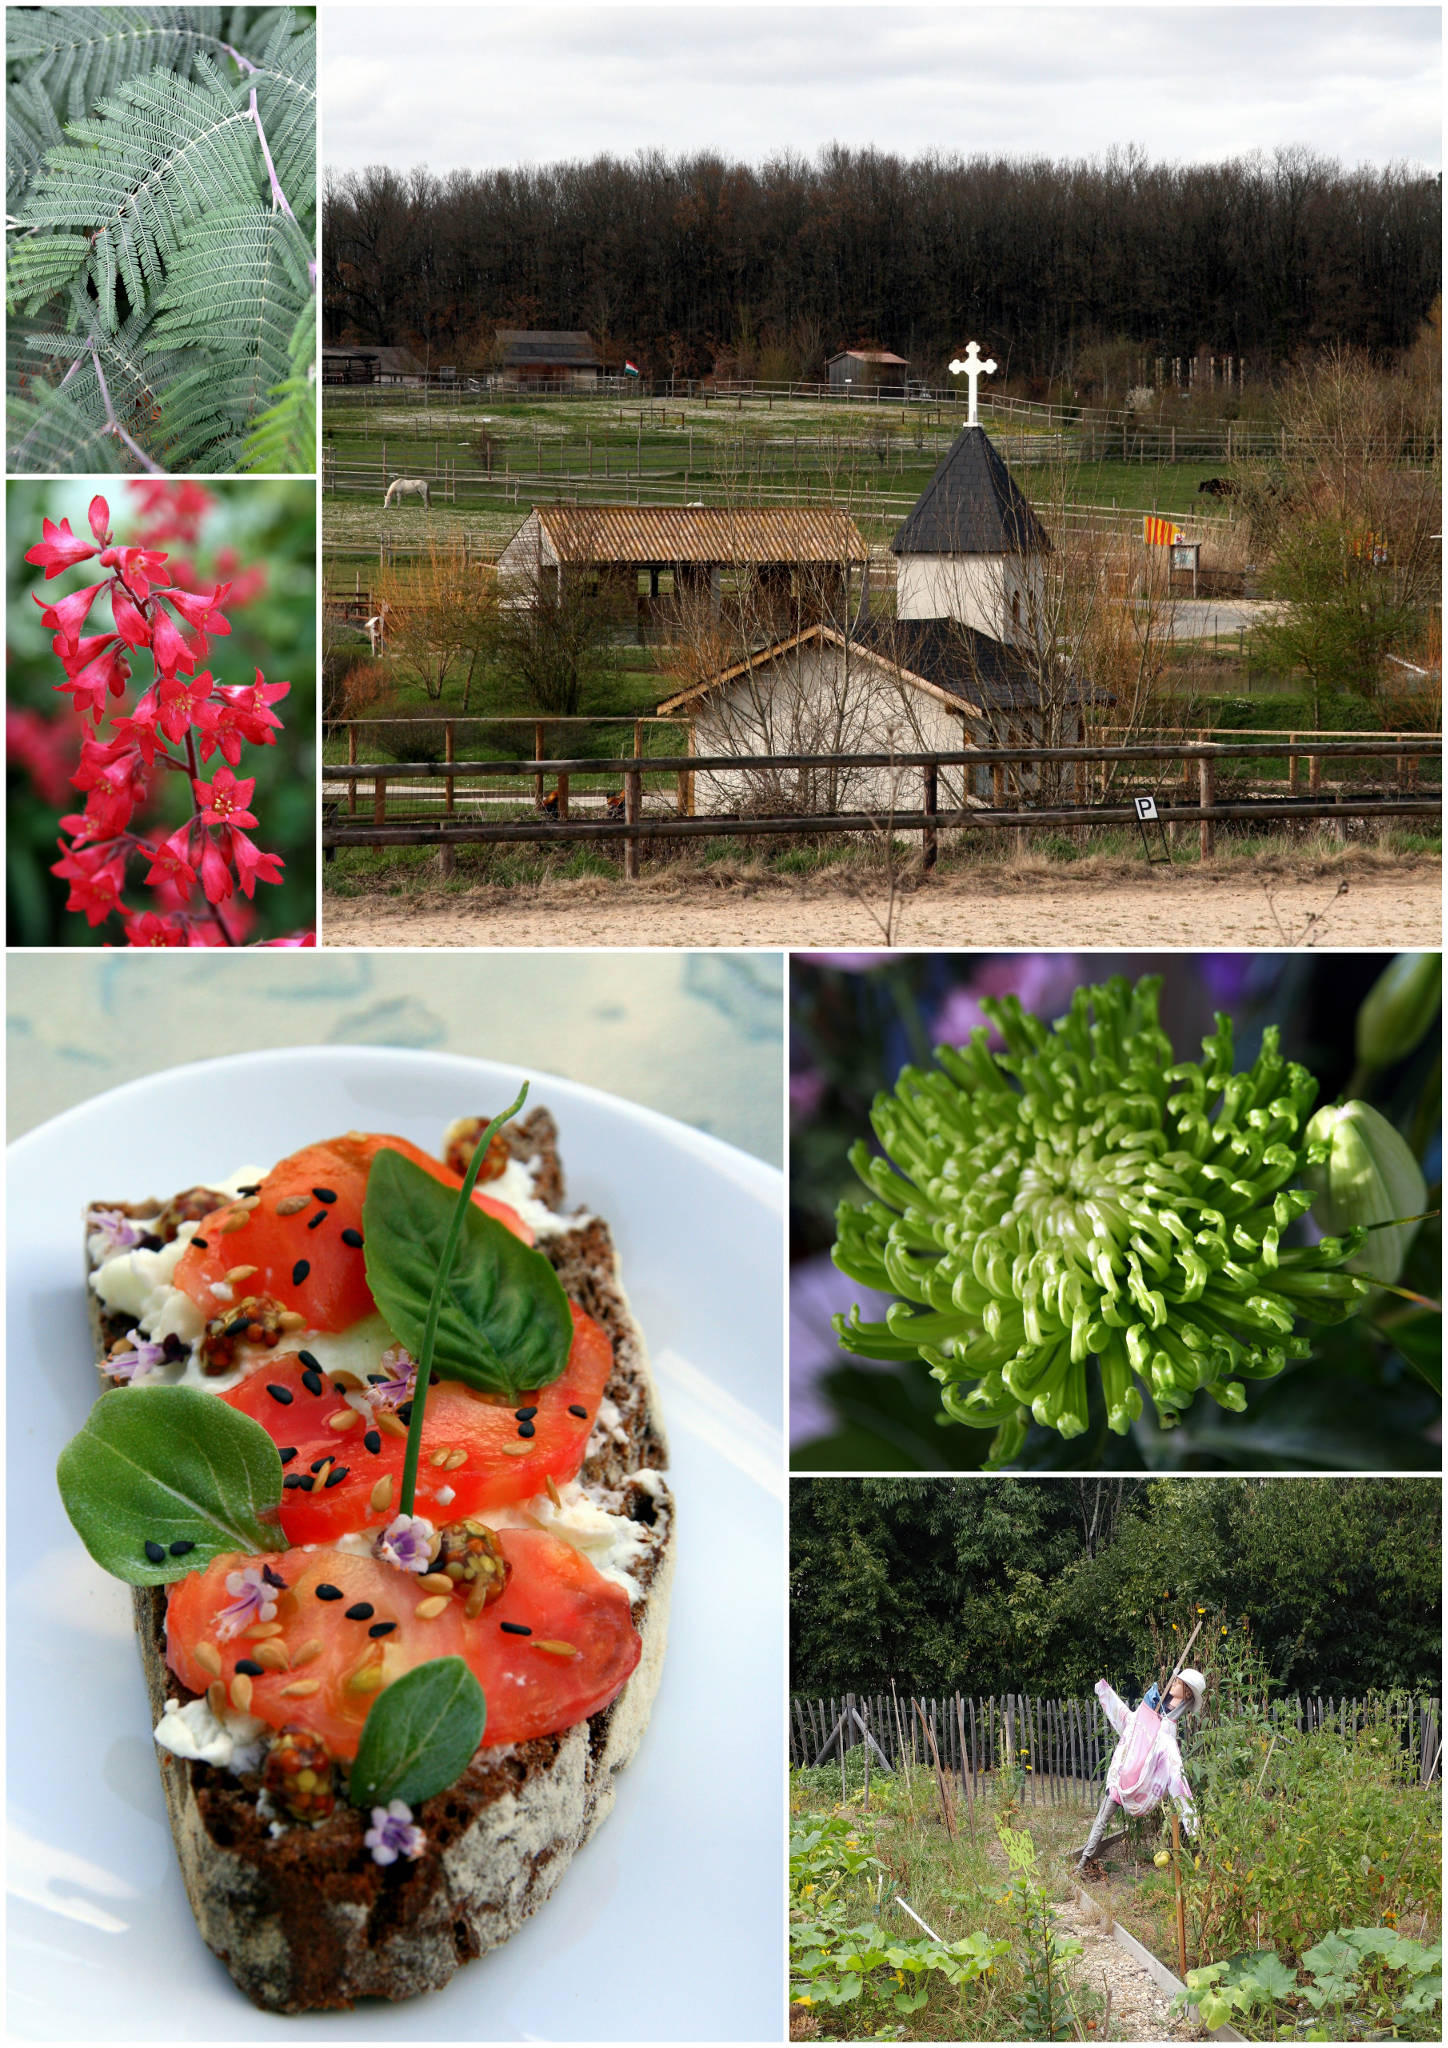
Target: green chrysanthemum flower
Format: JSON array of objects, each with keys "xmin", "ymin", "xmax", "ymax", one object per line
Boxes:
[{"xmin": 831, "ymin": 975, "xmax": 1373, "ymax": 1467}]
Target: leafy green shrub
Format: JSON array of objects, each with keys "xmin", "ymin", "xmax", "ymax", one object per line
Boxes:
[
  {"xmin": 8, "ymin": 7, "xmax": 315, "ymax": 473},
  {"xmin": 1174, "ymin": 1926, "xmax": 1442, "ymax": 2039}
]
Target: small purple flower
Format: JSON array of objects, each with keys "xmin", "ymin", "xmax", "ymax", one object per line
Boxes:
[
  {"xmin": 216, "ymin": 1565, "xmax": 279, "ymax": 1641},
  {"xmin": 88, "ymin": 1208, "xmax": 146, "ymax": 1259},
  {"xmin": 933, "ymin": 955, "xmax": 1083, "ymax": 1047},
  {"xmin": 365, "ymin": 1799, "xmax": 426, "ymax": 1866},
  {"xmin": 107, "ymin": 1331, "xmax": 169, "ymax": 1383},
  {"xmin": 372, "ymin": 1345, "xmax": 417, "ymax": 1407},
  {"xmin": 374, "ymin": 1513, "xmax": 436, "ymax": 1574},
  {"xmin": 796, "ymin": 951, "xmax": 885, "ymax": 973},
  {"xmin": 789, "ymin": 1067, "xmax": 827, "ymax": 1124}
]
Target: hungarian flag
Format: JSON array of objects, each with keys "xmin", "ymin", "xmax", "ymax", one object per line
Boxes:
[
  {"xmin": 1143, "ymin": 515, "xmax": 1181, "ymax": 547},
  {"xmin": 623, "ymin": 359, "xmax": 640, "ymax": 377}
]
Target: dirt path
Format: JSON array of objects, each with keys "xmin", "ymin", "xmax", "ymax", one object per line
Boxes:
[
  {"xmin": 323, "ymin": 856, "xmax": 1441, "ymax": 950},
  {"xmin": 1058, "ymin": 1891, "xmax": 1204, "ymax": 2041}
]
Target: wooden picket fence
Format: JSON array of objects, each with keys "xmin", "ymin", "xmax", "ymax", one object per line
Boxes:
[{"xmin": 790, "ymin": 1691, "xmax": 1443, "ymax": 1803}]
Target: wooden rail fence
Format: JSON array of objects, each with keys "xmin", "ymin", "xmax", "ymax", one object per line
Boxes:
[
  {"xmin": 791, "ymin": 1692, "xmax": 1443, "ymax": 1802},
  {"xmin": 322, "ymin": 735, "xmax": 1441, "ymax": 874}
]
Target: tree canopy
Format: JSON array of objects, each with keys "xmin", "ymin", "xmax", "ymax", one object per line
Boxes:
[{"xmin": 790, "ymin": 1478, "xmax": 1441, "ymax": 1699}]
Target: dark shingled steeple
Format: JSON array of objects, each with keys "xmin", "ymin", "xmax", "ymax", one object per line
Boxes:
[{"xmin": 891, "ymin": 424, "xmax": 1052, "ymax": 557}]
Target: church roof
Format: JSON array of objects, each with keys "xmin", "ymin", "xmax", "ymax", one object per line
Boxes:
[{"xmin": 891, "ymin": 424, "xmax": 1052, "ymax": 557}]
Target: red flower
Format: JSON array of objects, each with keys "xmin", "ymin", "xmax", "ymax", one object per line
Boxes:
[
  {"xmin": 122, "ymin": 910, "xmax": 185, "ymax": 947},
  {"xmin": 149, "ymin": 828, "xmax": 199, "ymax": 899},
  {"xmin": 162, "ymin": 583, "xmax": 231, "ymax": 638},
  {"xmin": 26, "ymin": 516, "xmax": 100, "ymax": 578},
  {"xmin": 192, "ymin": 765, "xmax": 258, "ymax": 829},
  {"xmin": 88, "ymin": 495, "xmax": 111, "ymax": 544},
  {"xmin": 256, "ymin": 930, "xmax": 317, "ymax": 946},
  {"xmin": 126, "ymin": 479, "xmax": 214, "ymax": 546},
  {"xmin": 227, "ymin": 825, "xmax": 285, "ymax": 896},
  {"xmin": 54, "ymin": 639, "xmax": 129, "ymax": 723},
  {"xmin": 6, "ymin": 706, "xmax": 77, "ymax": 805},
  {"xmin": 150, "ymin": 603, "xmax": 203, "ymax": 676},
  {"xmin": 51, "ymin": 845, "xmax": 125, "ymax": 926},
  {"xmin": 157, "ymin": 670, "xmax": 216, "ymax": 745},
  {"xmin": 32, "ymin": 581, "xmax": 107, "ymax": 648},
  {"xmin": 109, "ymin": 583, "xmax": 153, "ymax": 650},
  {"xmin": 196, "ymin": 830, "xmax": 235, "ymax": 905},
  {"xmin": 111, "ymin": 691, "xmax": 165, "ymax": 767},
  {"xmin": 99, "ymin": 544, "xmax": 170, "ymax": 603}
]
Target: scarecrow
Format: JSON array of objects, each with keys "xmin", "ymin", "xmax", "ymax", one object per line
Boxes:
[{"xmin": 1075, "ymin": 1657, "xmax": 1204, "ymax": 1871}]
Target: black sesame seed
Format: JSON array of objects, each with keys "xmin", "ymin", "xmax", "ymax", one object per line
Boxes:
[
  {"xmin": 515, "ymin": 1406, "xmax": 538, "ymax": 1420},
  {"xmin": 237, "ymin": 1184, "xmax": 262, "ymax": 1197},
  {"xmin": 169, "ymin": 1539, "xmax": 195, "ymax": 1556},
  {"xmin": 396, "ymin": 1401, "xmax": 413, "ymax": 1424},
  {"xmin": 325, "ymin": 1465, "xmax": 349, "ymax": 1488},
  {"xmin": 266, "ymin": 1383, "xmax": 294, "ymax": 1405},
  {"xmin": 301, "ymin": 1369, "xmax": 323, "ymax": 1396},
  {"xmin": 567, "ymin": 1404, "xmax": 588, "ymax": 1419},
  {"xmin": 332, "ymin": 1381, "xmax": 348, "ymax": 1395},
  {"xmin": 144, "ymin": 1539, "xmax": 166, "ymax": 1564},
  {"xmin": 262, "ymin": 1566, "xmax": 288, "ymax": 1589},
  {"xmin": 308, "ymin": 1210, "xmax": 328, "ymax": 1229},
  {"xmin": 292, "ymin": 1258, "xmax": 310, "ymax": 1286},
  {"xmin": 191, "ymin": 1236, "xmax": 209, "ymax": 1250},
  {"xmin": 312, "ymin": 1187, "xmax": 337, "ymax": 1204},
  {"xmin": 500, "ymin": 1621, "xmax": 532, "ymax": 1636},
  {"xmin": 368, "ymin": 1620, "xmax": 397, "ymax": 1637},
  {"xmin": 341, "ymin": 1227, "xmax": 364, "ymax": 1248},
  {"xmin": 345, "ymin": 1602, "xmax": 375, "ymax": 1621},
  {"xmin": 284, "ymin": 1473, "xmax": 305, "ymax": 1489},
  {"xmin": 316, "ymin": 1584, "xmax": 343, "ymax": 1601},
  {"xmin": 226, "ymin": 1317, "xmax": 253, "ymax": 1338},
  {"xmin": 298, "ymin": 1474, "xmax": 316, "ymax": 1491},
  {"xmin": 364, "ymin": 1429, "xmax": 382, "ymax": 1454},
  {"xmin": 235, "ymin": 1658, "xmax": 264, "ymax": 1677},
  {"xmin": 367, "ymin": 1372, "xmax": 387, "ymax": 1385},
  {"xmin": 278, "ymin": 1446, "xmax": 298, "ymax": 1464},
  {"xmin": 517, "ymin": 1421, "xmax": 536, "ymax": 1439},
  {"xmin": 297, "ymin": 1350, "xmax": 321, "ymax": 1371},
  {"xmin": 309, "ymin": 1456, "xmax": 330, "ymax": 1472}
]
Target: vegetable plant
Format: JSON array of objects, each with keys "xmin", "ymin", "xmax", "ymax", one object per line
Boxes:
[{"xmin": 7, "ymin": 5, "xmax": 316, "ymax": 473}]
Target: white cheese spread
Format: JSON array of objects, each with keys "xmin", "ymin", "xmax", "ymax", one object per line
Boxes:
[{"xmin": 154, "ymin": 1695, "xmax": 268, "ymax": 1773}]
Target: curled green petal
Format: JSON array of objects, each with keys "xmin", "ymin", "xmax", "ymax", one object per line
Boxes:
[
  {"xmin": 1303, "ymin": 1100, "xmax": 1430, "ymax": 1285},
  {"xmin": 831, "ymin": 973, "xmax": 1375, "ymax": 1448}
]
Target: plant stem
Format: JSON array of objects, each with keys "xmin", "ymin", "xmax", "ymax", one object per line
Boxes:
[
  {"xmin": 89, "ymin": 347, "xmax": 166, "ymax": 475},
  {"xmin": 397, "ymin": 1082, "xmax": 530, "ymax": 1516},
  {"xmin": 248, "ymin": 89, "xmax": 298, "ymax": 224}
]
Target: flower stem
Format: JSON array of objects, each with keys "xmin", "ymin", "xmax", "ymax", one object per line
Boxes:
[
  {"xmin": 89, "ymin": 347, "xmax": 166, "ymax": 475},
  {"xmin": 397, "ymin": 1083, "xmax": 530, "ymax": 1516}
]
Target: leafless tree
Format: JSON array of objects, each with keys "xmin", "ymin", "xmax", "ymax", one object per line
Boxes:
[{"xmin": 371, "ymin": 539, "xmax": 498, "ymax": 708}]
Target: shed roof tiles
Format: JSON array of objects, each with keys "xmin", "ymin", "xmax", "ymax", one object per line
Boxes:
[{"xmin": 509, "ymin": 504, "xmax": 869, "ymax": 567}]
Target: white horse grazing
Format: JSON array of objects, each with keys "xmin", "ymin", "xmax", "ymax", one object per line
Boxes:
[
  {"xmin": 383, "ymin": 476, "xmax": 430, "ymax": 509},
  {"xmin": 364, "ymin": 603, "xmax": 389, "ymax": 656}
]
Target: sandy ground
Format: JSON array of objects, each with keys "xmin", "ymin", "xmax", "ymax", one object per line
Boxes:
[
  {"xmin": 1058, "ymin": 1892, "xmax": 1203, "ymax": 2041},
  {"xmin": 323, "ymin": 855, "xmax": 1441, "ymax": 950}
]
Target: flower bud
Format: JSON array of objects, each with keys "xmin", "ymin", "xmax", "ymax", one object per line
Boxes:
[
  {"xmin": 1356, "ymin": 954, "xmax": 1441, "ymax": 1071},
  {"xmin": 1304, "ymin": 1102, "xmax": 1427, "ymax": 1285}
]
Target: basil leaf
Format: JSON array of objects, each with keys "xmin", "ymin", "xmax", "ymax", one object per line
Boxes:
[
  {"xmin": 57, "ymin": 1384, "xmax": 286, "ymax": 1584},
  {"xmin": 363, "ymin": 1149, "xmax": 574, "ymax": 1398},
  {"xmin": 348, "ymin": 1656, "xmax": 486, "ymax": 1808}
]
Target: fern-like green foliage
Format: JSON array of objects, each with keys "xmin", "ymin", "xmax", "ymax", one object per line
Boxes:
[{"xmin": 6, "ymin": 6, "xmax": 315, "ymax": 474}]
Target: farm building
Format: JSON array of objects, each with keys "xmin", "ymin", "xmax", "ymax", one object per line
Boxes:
[
  {"xmin": 496, "ymin": 505, "xmax": 870, "ymax": 639},
  {"xmin": 656, "ymin": 422, "xmax": 1091, "ymax": 812},
  {"xmin": 492, "ymin": 331, "xmax": 603, "ymax": 386},
  {"xmin": 322, "ymin": 343, "xmax": 427, "ymax": 386},
  {"xmin": 826, "ymin": 349, "xmax": 910, "ymax": 394}
]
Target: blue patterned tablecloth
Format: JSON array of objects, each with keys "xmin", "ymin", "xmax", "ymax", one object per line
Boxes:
[{"xmin": 6, "ymin": 951, "xmax": 783, "ymax": 1164}]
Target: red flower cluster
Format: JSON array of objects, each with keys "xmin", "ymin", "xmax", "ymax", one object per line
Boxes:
[{"xmin": 25, "ymin": 491, "xmax": 302, "ymax": 948}]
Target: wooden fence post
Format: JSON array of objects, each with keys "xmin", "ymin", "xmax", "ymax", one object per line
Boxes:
[
  {"xmin": 444, "ymin": 721, "xmax": 456, "ymax": 816},
  {"xmin": 922, "ymin": 760, "xmax": 938, "ymax": 869},
  {"xmin": 624, "ymin": 724, "xmax": 642, "ymax": 881},
  {"xmin": 1288, "ymin": 731, "xmax": 1299, "ymax": 794},
  {"xmin": 347, "ymin": 723, "xmax": 357, "ymax": 815},
  {"xmin": 533, "ymin": 721, "xmax": 545, "ymax": 806},
  {"xmin": 1199, "ymin": 750, "xmax": 1215, "ymax": 860},
  {"xmin": 372, "ymin": 773, "xmax": 387, "ymax": 827}
]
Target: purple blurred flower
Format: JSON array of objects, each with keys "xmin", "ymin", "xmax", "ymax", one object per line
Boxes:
[
  {"xmin": 796, "ymin": 952, "xmax": 885, "ymax": 972},
  {"xmin": 790, "ymin": 1067, "xmax": 827, "ymax": 1123},
  {"xmin": 932, "ymin": 955, "xmax": 1083, "ymax": 1047},
  {"xmin": 374, "ymin": 1513, "xmax": 436, "ymax": 1574},
  {"xmin": 107, "ymin": 1331, "xmax": 169, "ymax": 1383},
  {"xmin": 791, "ymin": 1252, "xmax": 895, "ymax": 1444}
]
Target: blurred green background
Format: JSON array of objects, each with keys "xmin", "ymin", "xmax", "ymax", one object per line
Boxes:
[{"xmin": 7, "ymin": 478, "xmax": 315, "ymax": 944}]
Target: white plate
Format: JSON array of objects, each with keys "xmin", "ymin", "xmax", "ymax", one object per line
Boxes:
[{"xmin": 6, "ymin": 1049, "xmax": 785, "ymax": 2041}]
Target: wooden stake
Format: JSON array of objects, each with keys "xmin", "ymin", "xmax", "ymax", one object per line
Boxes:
[{"xmin": 1172, "ymin": 1809, "xmax": 1187, "ymax": 1977}]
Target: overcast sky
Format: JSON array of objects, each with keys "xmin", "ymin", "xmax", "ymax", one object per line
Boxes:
[{"xmin": 323, "ymin": 3, "xmax": 1441, "ymax": 180}]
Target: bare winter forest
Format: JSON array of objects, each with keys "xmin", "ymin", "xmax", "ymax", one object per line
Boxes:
[{"xmin": 322, "ymin": 146, "xmax": 1441, "ymax": 390}]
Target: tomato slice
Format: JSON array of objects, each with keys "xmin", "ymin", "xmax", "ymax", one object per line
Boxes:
[
  {"xmin": 220, "ymin": 1304, "xmax": 613, "ymax": 1542},
  {"xmin": 165, "ymin": 1531, "xmax": 641, "ymax": 1759},
  {"xmin": 173, "ymin": 1133, "xmax": 530, "ymax": 1334}
]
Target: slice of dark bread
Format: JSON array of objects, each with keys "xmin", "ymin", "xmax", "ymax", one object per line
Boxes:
[{"xmin": 84, "ymin": 1110, "xmax": 674, "ymax": 2013}]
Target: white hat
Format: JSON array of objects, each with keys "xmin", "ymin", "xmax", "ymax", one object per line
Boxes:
[{"xmin": 1176, "ymin": 1668, "xmax": 1206, "ymax": 1712}]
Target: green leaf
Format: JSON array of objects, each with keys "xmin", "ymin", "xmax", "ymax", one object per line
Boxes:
[
  {"xmin": 56, "ymin": 1385, "xmax": 285, "ymax": 1582},
  {"xmin": 363, "ymin": 1147, "xmax": 574, "ymax": 1400},
  {"xmin": 348, "ymin": 1656, "xmax": 487, "ymax": 1807}
]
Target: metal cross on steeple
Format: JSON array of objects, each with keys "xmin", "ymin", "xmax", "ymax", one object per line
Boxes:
[{"xmin": 947, "ymin": 339, "xmax": 998, "ymax": 424}]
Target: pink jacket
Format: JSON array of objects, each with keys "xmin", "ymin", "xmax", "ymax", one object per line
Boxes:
[{"xmin": 1096, "ymin": 1680, "xmax": 1197, "ymax": 1833}]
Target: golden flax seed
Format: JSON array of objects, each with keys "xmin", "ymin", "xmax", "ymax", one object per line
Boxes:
[
  {"xmin": 369, "ymin": 1474, "xmax": 394, "ymax": 1513},
  {"xmin": 230, "ymin": 1672, "xmax": 254, "ymax": 1712},
  {"xmin": 280, "ymin": 1678, "xmax": 320, "ymax": 1698},
  {"xmin": 225, "ymin": 1264, "xmax": 258, "ymax": 1285},
  {"xmin": 243, "ymin": 1620, "xmax": 284, "ymax": 1639},
  {"xmin": 345, "ymin": 1661, "xmax": 384, "ymax": 1695},
  {"xmin": 207, "ymin": 1680, "xmax": 227, "ymax": 1716},
  {"xmin": 415, "ymin": 1596, "xmax": 451, "ymax": 1619},
  {"xmin": 418, "ymin": 1572, "xmax": 454, "ymax": 1594},
  {"xmin": 429, "ymin": 1448, "xmax": 449, "ymax": 1467},
  {"xmin": 194, "ymin": 1642, "xmax": 223, "ymax": 1679},
  {"xmin": 327, "ymin": 1408, "xmax": 360, "ymax": 1432},
  {"xmin": 545, "ymin": 1475, "xmax": 563, "ymax": 1509},
  {"xmin": 500, "ymin": 1442, "xmax": 531, "ymax": 1457},
  {"xmin": 252, "ymin": 1640, "xmax": 290, "ymax": 1673},
  {"xmin": 275, "ymin": 1195, "xmax": 310, "ymax": 1216},
  {"xmin": 375, "ymin": 1410, "xmax": 408, "ymax": 1439},
  {"xmin": 292, "ymin": 1638, "xmax": 324, "ymax": 1666},
  {"xmin": 532, "ymin": 1639, "xmax": 581, "ymax": 1658},
  {"xmin": 444, "ymin": 1448, "xmax": 467, "ymax": 1471}
]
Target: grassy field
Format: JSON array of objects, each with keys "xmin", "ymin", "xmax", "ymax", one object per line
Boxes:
[{"xmin": 321, "ymin": 390, "xmax": 1240, "ymax": 588}]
